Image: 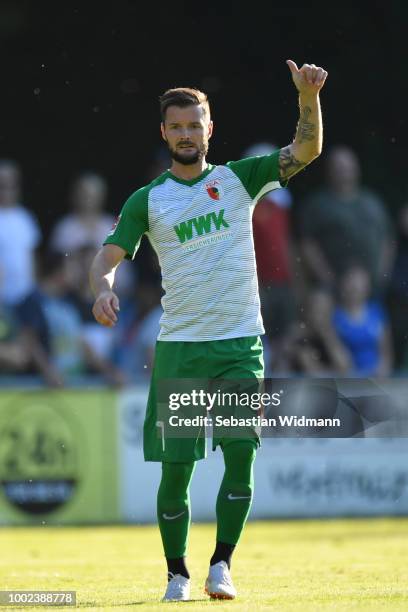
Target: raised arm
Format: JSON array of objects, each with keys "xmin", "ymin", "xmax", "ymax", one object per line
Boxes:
[
  {"xmin": 89, "ymin": 243, "xmax": 126, "ymax": 327},
  {"xmin": 279, "ymin": 60, "xmax": 328, "ymax": 182}
]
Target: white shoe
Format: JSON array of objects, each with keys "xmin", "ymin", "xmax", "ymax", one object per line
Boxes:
[
  {"xmin": 162, "ymin": 573, "xmax": 190, "ymax": 602},
  {"xmin": 204, "ymin": 560, "xmax": 237, "ymax": 600}
]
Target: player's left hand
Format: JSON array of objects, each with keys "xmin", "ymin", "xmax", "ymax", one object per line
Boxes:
[{"xmin": 286, "ymin": 60, "xmax": 328, "ymax": 95}]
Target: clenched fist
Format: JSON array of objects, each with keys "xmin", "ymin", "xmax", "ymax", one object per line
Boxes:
[{"xmin": 92, "ymin": 290, "xmax": 120, "ymax": 327}]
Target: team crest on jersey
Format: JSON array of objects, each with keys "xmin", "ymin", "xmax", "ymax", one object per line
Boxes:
[
  {"xmin": 205, "ymin": 179, "xmax": 223, "ymax": 201},
  {"xmin": 107, "ymin": 214, "xmax": 121, "ymax": 236}
]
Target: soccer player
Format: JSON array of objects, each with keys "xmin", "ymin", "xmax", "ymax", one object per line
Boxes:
[{"xmin": 90, "ymin": 60, "xmax": 328, "ymax": 602}]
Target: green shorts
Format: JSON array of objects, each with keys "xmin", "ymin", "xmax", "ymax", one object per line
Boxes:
[{"xmin": 143, "ymin": 336, "xmax": 264, "ymax": 462}]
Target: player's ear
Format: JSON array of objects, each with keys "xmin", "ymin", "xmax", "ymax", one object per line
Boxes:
[
  {"xmin": 208, "ymin": 120, "xmax": 214, "ymax": 139},
  {"xmin": 160, "ymin": 122, "xmax": 166, "ymax": 142}
]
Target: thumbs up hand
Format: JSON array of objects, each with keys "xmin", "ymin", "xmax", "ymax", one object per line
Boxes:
[{"xmin": 286, "ymin": 60, "xmax": 328, "ymax": 95}]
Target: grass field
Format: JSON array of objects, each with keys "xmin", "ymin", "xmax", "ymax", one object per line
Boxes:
[{"xmin": 1, "ymin": 518, "xmax": 408, "ymax": 610}]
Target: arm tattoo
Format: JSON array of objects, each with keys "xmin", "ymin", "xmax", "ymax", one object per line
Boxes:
[
  {"xmin": 297, "ymin": 105, "xmax": 315, "ymax": 143},
  {"xmin": 279, "ymin": 146, "xmax": 306, "ymax": 180}
]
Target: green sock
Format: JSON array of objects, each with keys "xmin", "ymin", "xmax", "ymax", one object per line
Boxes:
[
  {"xmin": 157, "ymin": 461, "xmax": 196, "ymax": 558},
  {"xmin": 216, "ymin": 440, "xmax": 257, "ymax": 545}
]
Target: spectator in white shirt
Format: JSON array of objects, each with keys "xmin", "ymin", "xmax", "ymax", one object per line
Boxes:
[
  {"xmin": 50, "ymin": 172, "xmax": 113, "ymax": 254},
  {"xmin": 50, "ymin": 171, "xmax": 133, "ymax": 295},
  {"xmin": 0, "ymin": 159, "xmax": 41, "ymax": 305}
]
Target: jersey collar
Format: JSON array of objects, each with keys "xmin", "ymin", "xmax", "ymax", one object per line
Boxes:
[{"xmin": 166, "ymin": 164, "xmax": 215, "ymax": 186}]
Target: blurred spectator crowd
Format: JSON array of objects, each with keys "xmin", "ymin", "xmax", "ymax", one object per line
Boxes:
[{"xmin": 1, "ymin": 142, "xmax": 407, "ymax": 387}]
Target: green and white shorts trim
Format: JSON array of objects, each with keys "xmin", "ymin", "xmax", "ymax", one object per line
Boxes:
[{"xmin": 143, "ymin": 336, "xmax": 264, "ymax": 462}]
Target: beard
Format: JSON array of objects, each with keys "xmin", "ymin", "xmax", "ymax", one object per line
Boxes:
[{"xmin": 166, "ymin": 140, "xmax": 209, "ymax": 166}]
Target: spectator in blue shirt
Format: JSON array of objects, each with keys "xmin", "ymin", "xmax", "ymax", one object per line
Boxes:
[{"xmin": 333, "ymin": 265, "xmax": 393, "ymax": 376}]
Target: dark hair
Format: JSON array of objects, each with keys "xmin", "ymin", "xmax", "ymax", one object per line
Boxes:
[{"xmin": 159, "ymin": 87, "xmax": 210, "ymax": 121}]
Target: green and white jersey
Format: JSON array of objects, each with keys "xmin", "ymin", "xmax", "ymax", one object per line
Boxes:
[{"xmin": 104, "ymin": 151, "xmax": 284, "ymax": 341}]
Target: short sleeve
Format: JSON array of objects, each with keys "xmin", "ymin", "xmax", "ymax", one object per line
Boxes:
[
  {"xmin": 364, "ymin": 191, "xmax": 393, "ymax": 236},
  {"xmin": 226, "ymin": 150, "xmax": 286, "ymax": 201},
  {"xmin": 103, "ymin": 187, "xmax": 149, "ymax": 260}
]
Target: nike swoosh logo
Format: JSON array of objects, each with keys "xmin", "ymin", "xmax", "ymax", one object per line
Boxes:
[
  {"xmin": 162, "ymin": 511, "xmax": 186, "ymax": 520},
  {"xmin": 227, "ymin": 494, "xmax": 251, "ymax": 500}
]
